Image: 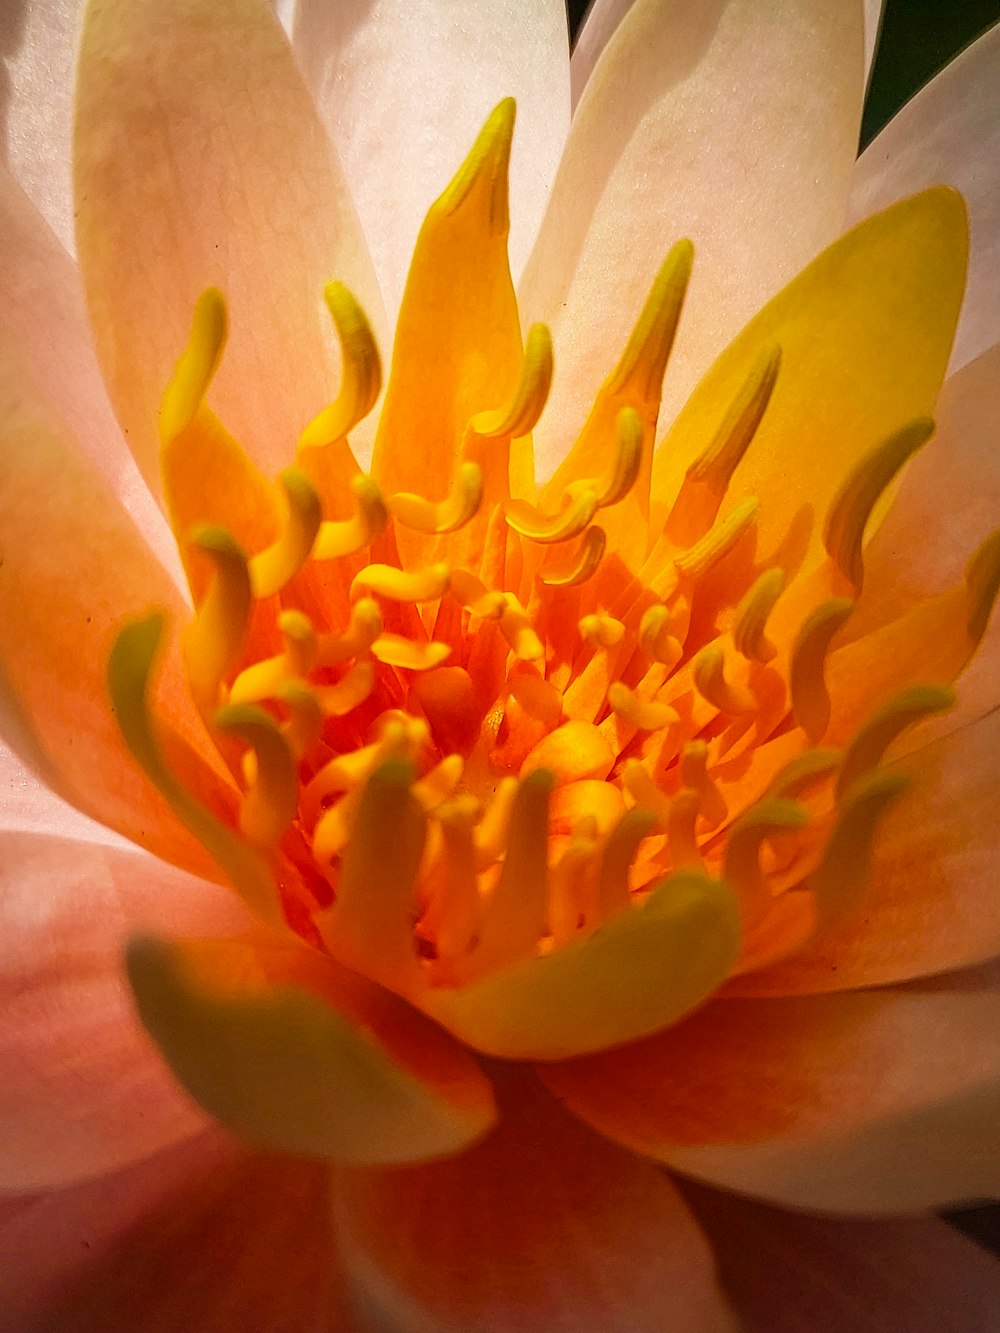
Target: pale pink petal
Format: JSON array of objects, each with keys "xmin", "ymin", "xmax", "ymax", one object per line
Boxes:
[
  {"xmin": 0, "ymin": 740, "xmax": 127, "ymax": 846},
  {"xmin": 849, "ymin": 21, "xmax": 1000, "ymax": 372},
  {"xmin": 0, "ymin": 832, "xmax": 253, "ymax": 1191},
  {"xmin": 863, "ymin": 0, "xmax": 885, "ymax": 83},
  {"xmin": 520, "ymin": 0, "xmax": 865, "ymax": 480},
  {"xmin": 542, "ymin": 962, "xmax": 1000, "ymax": 1213},
  {"xmin": 0, "ymin": 0, "xmax": 81, "ymax": 252},
  {"xmin": 0, "ymin": 1131, "xmax": 352, "ymax": 1332},
  {"xmin": 681, "ymin": 1180, "xmax": 1000, "ymax": 1333},
  {"xmin": 74, "ymin": 0, "xmax": 385, "ymax": 498},
  {"xmin": 334, "ymin": 1068, "xmax": 735, "ymax": 1332},
  {"xmin": 292, "ymin": 0, "xmax": 570, "ymax": 322}
]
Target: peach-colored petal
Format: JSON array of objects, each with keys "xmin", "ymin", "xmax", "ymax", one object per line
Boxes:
[
  {"xmin": 0, "ymin": 832, "xmax": 252, "ymax": 1192},
  {"xmin": 521, "ymin": 0, "xmax": 864, "ymax": 480},
  {"xmin": 0, "ymin": 0, "xmax": 80, "ymax": 253},
  {"xmin": 73, "ymin": 0, "xmax": 385, "ymax": 498},
  {"xmin": 0, "ymin": 164, "xmax": 178, "ymax": 577},
  {"xmin": 732, "ymin": 706, "xmax": 1000, "ymax": 995},
  {"xmin": 0, "ymin": 377, "xmax": 226, "ymax": 875},
  {"xmin": 542, "ymin": 962, "xmax": 1000, "ymax": 1212},
  {"xmin": 863, "ymin": 0, "xmax": 885, "ymax": 83},
  {"xmin": 680, "ymin": 1180, "xmax": 1000, "ymax": 1333},
  {"xmin": 293, "ymin": 0, "xmax": 570, "ymax": 321},
  {"xmin": 0, "ymin": 739, "xmax": 124, "ymax": 845},
  {"xmin": 0, "ymin": 1131, "xmax": 353, "ymax": 1332},
  {"xmin": 849, "ymin": 21, "xmax": 1000, "ymax": 373},
  {"xmin": 334, "ymin": 1068, "xmax": 735, "ymax": 1332},
  {"xmin": 127, "ymin": 933, "xmax": 498, "ymax": 1165}
]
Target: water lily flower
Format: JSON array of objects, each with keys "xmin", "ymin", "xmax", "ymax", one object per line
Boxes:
[{"xmin": 3, "ymin": 0, "xmax": 1000, "ymax": 1328}]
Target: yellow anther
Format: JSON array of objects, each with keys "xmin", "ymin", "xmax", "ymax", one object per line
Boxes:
[
  {"xmin": 824, "ymin": 417, "xmax": 934, "ymax": 589},
  {"xmin": 371, "ymin": 635, "xmax": 452, "ymax": 672},
  {"xmin": 389, "ymin": 461, "xmax": 483, "ymax": 535},
  {"xmin": 229, "ymin": 610, "xmax": 318, "ymax": 706},
  {"xmin": 475, "ymin": 769, "xmax": 552, "ymax": 971},
  {"xmin": 767, "ymin": 748, "xmax": 842, "ymax": 800},
  {"xmin": 471, "ymin": 322, "xmax": 553, "ymax": 439},
  {"xmin": 278, "ymin": 610, "xmax": 317, "ymax": 673},
  {"xmin": 449, "ymin": 569, "xmax": 507, "ymax": 619},
  {"xmin": 732, "ymin": 567, "xmax": 786, "ymax": 664},
  {"xmin": 301, "ymin": 720, "xmax": 413, "ymax": 826},
  {"xmin": 351, "ymin": 562, "xmax": 450, "ymax": 603},
  {"xmin": 413, "ymin": 755, "xmax": 464, "ymax": 810},
  {"xmin": 474, "ymin": 776, "xmax": 519, "ymax": 869},
  {"xmin": 315, "ymin": 599, "xmax": 383, "ymax": 667},
  {"xmin": 570, "ymin": 407, "xmax": 643, "ymax": 509},
  {"xmin": 248, "ymin": 468, "xmax": 322, "ymax": 599},
  {"xmin": 214, "ymin": 704, "xmax": 298, "ymax": 851},
  {"xmin": 598, "ymin": 809, "xmax": 656, "ymax": 917},
  {"xmin": 314, "ymin": 660, "xmax": 376, "ymax": 717},
  {"xmin": 723, "ymin": 797, "xmax": 809, "ymax": 914},
  {"xmin": 182, "ymin": 525, "xmax": 251, "ymax": 708},
  {"xmin": 311, "ymin": 788, "xmax": 360, "ymax": 866},
  {"xmin": 813, "ymin": 769, "xmax": 909, "ymax": 922},
  {"xmin": 965, "ymin": 527, "xmax": 1000, "ymax": 643},
  {"xmin": 639, "ymin": 604, "xmax": 683, "ymax": 668},
  {"xmin": 693, "ymin": 643, "xmax": 757, "ymax": 716},
  {"xmin": 299, "ymin": 282, "xmax": 382, "ymax": 447},
  {"xmin": 836, "ymin": 684, "xmax": 954, "ymax": 800},
  {"xmin": 159, "ymin": 287, "xmax": 227, "ymax": 443},
  {"xmin": 789, "ymin": 598, "xmax": 854, "ymax": 742},
  {"xmin": 674, "ymin": 497, "xmax": 760, "ymax": 580},
  {"xmin": 668, "ymin": 789, "xmax": 704, "ymax": 871},
  {"xmin": 579, "ymin": 614, "xmax": 626, "ymax": 650},
  {"xmin": 622, "ymin": 759, "xmax": 672, "ymax": 827},
  {"xmin": 608, "ymin": 238, "xmax": 693, "ymax": 404},
  {"xmin": 314, "ymin": 475, "xmax": 389, "ymax": 562},
  {"xmin": 505, "ymin": 489, "xmax": 599, "ymax": 545},
  {"xmin": 608, "ymin": 681, "xmax": 679, "ymax": 732},
  {"xmin": 438, "ymin": 97, "xmax": 515, "ymax": 235},
  {"xmin": 541, "ymin": 526, "xmax": 606, "ymax": 587},
  {"xmin": 679, "ymin": 741, "xmax": 728, "ymax": 829},
  {"xmin": 500, "ymin": 594, "xmax": 544, "ymax": 661},
  {"xmin": 275, "ymin": 680, "xmax": 325, "ymax": 759}
]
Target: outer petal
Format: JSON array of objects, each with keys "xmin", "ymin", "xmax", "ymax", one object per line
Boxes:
[
  {"xmin": 849, "ymin": 21, "xmax": 1000, "ymax": 372},
  {"xmin": 293, "ymin": 0, "xmax": 570, "ymax": 320},
  {"xmin": 680, "ymin": 1180, "xmax": 1000, "ymax": 1333},
  {"xmin": 731, "ymin": 706, "xmax": 1000, "ymax": 995},
  {"xmin": 0, "ymin": 832, "xmax": 252, "ymax": 1192},
  {"xmin": 520, "ymin": 0, "xmax": 864, "ymax": 479},
  {"xmin": 542, "ymin": 963, "xmax": 1000, "ymax": 1212},
  {"xmin": 0, "ymin": 1131, "xmax": 353, "ymax": 1333},
  {"xmin": 0, "ymin": 0, "xmax": 81, "ymax": 252},
  {"xmin": 0, "ymin": 739, "xmax": 125, "ymax": 845},
  {"xmin": 74, "ymin": 0, "xmax": 385, "ymax": 497},
  {"xmin": 127, "ymin": 934, "xmax": 498, "ymax": 1165},
  {"xmin": 333, "ymin": 1068, "xmax": 735, "ymax": 1332}
]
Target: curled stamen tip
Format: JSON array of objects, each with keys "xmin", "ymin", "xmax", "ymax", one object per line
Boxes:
[
  {"xmin": 437, "ymin": 98, "xmax": 515, "ymax": 233},
  {"xmin": 159, "ymin": 287, "xmax": 227, "ymax": 444}
]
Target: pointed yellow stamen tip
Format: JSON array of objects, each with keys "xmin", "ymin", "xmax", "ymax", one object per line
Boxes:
[
  {"xmin": 767, "ymin": 747, "xmax": 842, "ymax": 800},
  {"xmin": 351, "ymin": 561, "xmax": 450, "ymax": 603},
  {"xmin": 733, "ymin": 567, "xmax": 786, "ymax": 664},
  {"xmin": 679, "ymin": 741, "xmax": 728, "ymax": 828},
  {"xmin": 724, "ymin": 797, "xmax": 809, "ymax": 910},
  {"xmin": 248, "ymin": 468, "xmax": 322, "ymax": 599},
  {"xmin": 471, "ymin": 323, "xmax": 553, "ymax": 439},
  {"xmin": 824, "ymin": 417, "xmax": 934, "ymax": 589},
  {"xmin": 609, "ymin": 238, "xmax": 694, "ymax": 403},
  {"xmin": 183, "ymin": 525, "xmax": 251, "ymax": 707},
  {"xmin": 389, "ymin": 460, "xmax": 483, "ymax": 535},
  {"xmin": 299, "ymin": 282, "xmax": 382, "ymax": 447},
  {"xmin": 505, "ymin": 489, "xmax": 599, "ymax": 544},
  {"xmin": 622, "ymin": 760, "xmax": 672, "ymax": 828},
  {"xmin": 570, "ymin": 407, "xmax": 643, "ymax": 510},
  {"xmin": 275, "ymin": 680, "xmax": 325, "ymax": 759},
  {"xmin": 314, "ymin": 474, "xmax": 388, "ymax": 562},
  {"xmin": 159, "ymin": 287, "xmax": 227, "ymax": 443},
  {"xmin": 598, "ymin": 809, "xmax": 656, "ymax": 917},
  {"xmin": 449, "ymin": 569, "xmax": 507, "ymax": 619},
  {"xmin": 813, "ymin": 769, "xmax": 910, "ymax": 923},
  {"xmin": 579, "ymin": 614, "xmax": 626, "ymax": 650},
  {"xmin": 965, "ymin": 526, "xmax": 1000, "ymax": 643},
  {"xmin": 639, "ymin": 604, "xmax": 683, "ymax": 668},
  {"xmin": 789, "ymin": 598, "xmax": 854, "ymax": 742},
  {"xmin": 608, "ymin": 681, "xmax": 679, "ymax": 732},
  {"xmin": 693, "ymin": 643, "xmax": 757, "ymax": 716},
  {"xmin": 315, "ymin": 660, "xmax": 376, "ymax": 717},
  {"xmin": 500, "ymin": 594, "xmax": 544, "ymax": 661},
  {"xmin": 541, "ymin": 525, "xmax": 606, "ymax": 587},
  {"xmin": 437, "ymin": 97, "xmax": 515, "ymax": 235},
  {"xmin": 315, "ymin": 598, "xmax": 383, "ymax": 667},
  {"xmin": 214, "ymin": 704, "xmax": 298, "ymax": 851},
  {"xmin": 371, "ymin": 634, "xmax": 452, "ymax": 672},
  {"xmin": 668, "ymin": 789, "xmax": 705, "ymax": 871},
  {"xmin": 413, "ymin": 755, "xmax": 465, "ymax": 810},
  {"xmin": 674, "ymin": 497, "xmax": 759, "ymax": 579},
  {"xmin": 836, "ymin": 684, "xmax": 954, "ymax": 799}
]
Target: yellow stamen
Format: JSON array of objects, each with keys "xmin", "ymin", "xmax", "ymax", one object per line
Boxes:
[
  {"xmin": 693, "ymin": 643, "xmax": 757, "ymax": 716},
  {"xmin": 607, "ymin": 681, "xmax": 679, "ymax": 732},
  {"xmin": 371, "ymin": 635, "xmax": 452, "ymax": 671},
  {"xmin": 275, "ymin": 680, "xmax": 325, "ymax": 759},
  {"xmin": 214, "ymin": 704, "xmax": 298, "ymax": 851},
  {"xmin": 315, "ymin": 599, "xmax": 383, "ymax": 667},
  {"xmin": 413, "ymin": 755, "xmax": 464, "ymax": 810},
  {"xmin": 767, "ymin": 747, "xmax": 842, "ymax": 799},
  {"xmin": 608, "ymin": 239, "xmax": 693, "ymax": 404},
  {"xmin": 159, "ymin": 287, "xmax": 227, "ymax": 444},
  {"xmin": 352, "ymin": 562, "xmax": 450, "ymax": 603},
  {"xmin": 389, "ymin": 461, "xmax": 483, "ymax": 535},
  {"xmin": 836, "ymin": 684, "xmax": 954, "ymax": 799},
  {"xmin": 789, "ymin": 598, "xmax": 854, "ymax": 741},
  {"xmin": 568, "ymin": 407, "xmax": 643, "ymax": 509},
  {"xmin": 732, "ymin": 567, "xmax": 786, "ymax": 664},
  {"xmin": 724, "ymin": 797, "xmax": 809, "ymax": 923},
  {"xmin": 499, "ymin": 594, "xmax": 544, "ymax": 661},
  {"xmin": 314, "ymin": 661, "xmax": 376, "ymax": 717},
  {"xmin": 638, "ymin": 604, "xmax": 683, "ymax": 668},
  {"xmin": 540, "ymin": 526, "xmax": 606, "ymax": 587},
  {"xmin": 449, "ymin": 569, "xmax": 507, "ymax": 620},
  {"xmin": 248, "ymin": 468, "xmax": 322, "ymax": 598},
  {"xmin": 823, "ymin": 417, "xmax": 934, "ymax": 589},
  {"xmin": 679, "ymin": 741, "xmax": 728, "ymax": 828},
  {"xmin": 474, "ymin": 770, "xmax": 552, "ymax": 972},
  {"xmin": 674, "ymin": 497, "xmax": 760, "ymax": 579},
  {"xmin": 668, "ymin": 789, "xmax": 705, "ymax": 871},
  {"xmin": 812, "ymin": 769, "xmax": 909, "ymax": 923},
  {"xmin": 579, "ymin": 614, "xmax": 626, "ymax": 650},
  {"xmin": 622, "ymin": 759, "xmax": 672, "ymax": 828},
  {"xmin": 473, "ymin": 776, "xmax": 519, "ymax": 869},
  {"xmin": 505, "ymin": 489, "xmax": 599, "ymax": 544},
  {"xmin": 314, "ymin": 475, "xmax": 388, "ymax": 561},
  {"xmin": 182, "ymin": 526, "xmax": 251, "ymax": 709},
  {"xmin": 598, "ymin": 809, "xmax": 656, "ymax": 916},
  {"xmin": 229, "ymin": 610, "xmax": 318, "ymax": 706},
  {"xmin": 299, "ymin": 282, "xmax": 382, "ymax": 447},
  {"xmin": 471, "ymin": 322, "xmax": 553, "ymax": 439}
]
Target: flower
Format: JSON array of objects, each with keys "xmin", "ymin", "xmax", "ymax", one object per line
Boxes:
[{"xmin": 2, "ymin": 0, "xmax": 1000, "ymax": 1329}]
